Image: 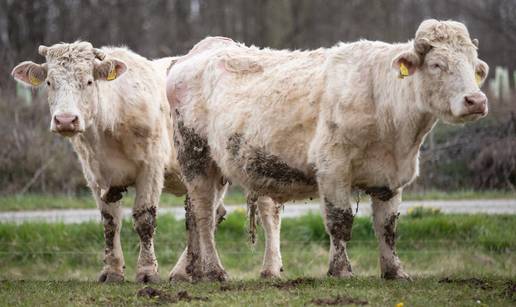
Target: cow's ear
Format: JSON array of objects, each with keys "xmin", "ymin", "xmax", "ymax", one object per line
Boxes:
[
  {"xmin": 94, "ymin": 58, "xmax": 127, "ymax": 81},
  {"xmin": 475, "ymin": 59, "xmax": 489, "ymax": 86},
  {"xmin": 392, "ymin": 51, "xmax": 420, "ymax": 79},
  {"xmin": 11, "ymin": 61, "xmax": 47, "ymax": 87}
]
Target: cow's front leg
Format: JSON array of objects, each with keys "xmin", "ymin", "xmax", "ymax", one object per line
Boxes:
[
  {"xmin": 93, "ymin": 188, "xmax": 125, "ymax": 282},
  {"xmin": 257, "ymin": 196, "xmax": 283, "ymax": 279},
  {"xmin": 133, "ymin": 165, "xmax": 163, "ymax": 283},
  {"xmin": 371, "ymin": 191, "xmax": 410, "ymax": 279},
  {"xmin": 318, "ymin": 169, "xmax": 354, "ymax": 277}
]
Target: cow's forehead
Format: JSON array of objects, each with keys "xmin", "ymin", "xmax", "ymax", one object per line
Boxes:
[
  {"xmin": 44, "ymin": 43, "xmax": 96, "ymax": 68},
  {"xmin": 428, "ymin": 43, "xmax": 477, "ymax": 65},
  {"xmin": 47, "ymin": 60, "xmax": 93, "ymax": 80}
]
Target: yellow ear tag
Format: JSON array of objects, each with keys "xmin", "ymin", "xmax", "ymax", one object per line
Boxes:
[
  {"xmin": 399, "ymin": 63, "xmax": 409, "ymax": 79},
  {"xmin": 29, "ymin": 75, "xmax": 42, "ymax": 86},
  {"xmin": 475, "ymin": 73, "xmax": 482, "ymax": 86},
  {"xmin": 107, "ymin": 68, "xmax": 117, "ymax": 81}
]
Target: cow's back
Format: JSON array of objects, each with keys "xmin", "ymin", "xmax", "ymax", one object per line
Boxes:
[{"xmin": 168, "ymin": 38, "xmax": 328, "ymax": 199}]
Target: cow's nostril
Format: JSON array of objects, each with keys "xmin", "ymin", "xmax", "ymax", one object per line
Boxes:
[
  {"xmin": 464, "ymin": 96, "xmax": 474, "ymax": 106},
  {"xmin": 54, "ymin": 114, "xmax": 79, "ymax": 127}
]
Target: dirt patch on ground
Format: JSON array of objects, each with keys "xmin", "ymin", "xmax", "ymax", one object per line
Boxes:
[
  {"xmin": 274, "ymin": 277, "xmax": 316, "ymax": 290},
  {"xmin": 219, "ymin": 283, "xmax": 248, "ymax": 292},
  {"xmin": 438, "ymin": 277, "xmax": 493, "ymax": 290},
  {"xmin": 311, "ymin": 295, "xmax": 368, "ymax": 305},
  {"xmin": 137, "ymin": 287, "xmax": 209, "ymax": 304}
]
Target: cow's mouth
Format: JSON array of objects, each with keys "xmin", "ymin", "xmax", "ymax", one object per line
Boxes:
[{"xmin": 53, "ymin": 128, "xmax": 82, "ymax": 137}]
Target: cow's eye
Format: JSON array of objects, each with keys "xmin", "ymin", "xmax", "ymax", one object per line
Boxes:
[
  {"xmin": 87, "ymin": 80, "xmax": 93, "ymax": 86},
  {"xmin": 431, "ymin": 63, "xmax": 441, "ymax": 70},
  {"xmin": 46, "ymin": 80, "xmax": 51, "ymax": 86}
]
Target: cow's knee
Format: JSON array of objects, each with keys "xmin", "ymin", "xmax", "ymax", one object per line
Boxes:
[{"xmin": 133, "ymin": 207, "xmax": 157, "ymax": 247}]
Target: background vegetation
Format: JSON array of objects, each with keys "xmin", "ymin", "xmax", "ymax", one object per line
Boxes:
[{"xmin": 1, "ymin": 0, "xmax": 515, "ymax": 196}]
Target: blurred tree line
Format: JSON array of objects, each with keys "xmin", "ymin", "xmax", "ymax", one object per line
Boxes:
[{"xmin": 0, "ymin": 0, "xmax": 515, "ymax": 195}]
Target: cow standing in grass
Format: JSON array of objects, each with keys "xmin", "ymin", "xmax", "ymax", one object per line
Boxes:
[
  {"xmin": 11, "ymin": 42, "xmax": 280, "ymax": 283},
  {"xmin": 12, "ymin": 42, "xmax": 182, "ymax": 283},
  {"xmin": 167, "ymin": 20, "xmax": 489, "ymax": 281}
]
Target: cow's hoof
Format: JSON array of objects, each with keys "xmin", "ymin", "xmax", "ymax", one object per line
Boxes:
[
  {"xmin": 327, "ymin": 269, "xmax": 354, "ymax": 278},
  {"xmin": 205, "ymin": 269, "xmax": 228, "ymax": 282},
  {"xmin": 260, "ymin": 269, "xmax": 282, "ymax": 279},
  {"xmin": 136, "ymin": 271, "xmax": 160, "ymax": 284},
  {"xmin": 169, "ymin": 272, "xmax": 192, "ymax": 283},
  {"xmin": 98, "ymin": 271, "xmax": 124, "ymax": 283},
  {"xmin": 382, "ymin": 268, "xmax": 411, "ymax": 280}
]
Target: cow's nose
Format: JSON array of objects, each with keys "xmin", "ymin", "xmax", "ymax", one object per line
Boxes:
[
  {"xmin": 464, "ymin": 92, "xmax": 488, "ymax": 115},
  {"xmin": 54, "ymin": 113, "xmax": 78, "ymax": 129}
]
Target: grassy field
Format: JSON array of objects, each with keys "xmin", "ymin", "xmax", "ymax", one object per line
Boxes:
[
  {"xmin": 0, "ymin": 189, "xmax": 515, "ymax": 211},
  {"xmin": 0, "ymin": 211, "xmax": 515, "ymax": 305}
]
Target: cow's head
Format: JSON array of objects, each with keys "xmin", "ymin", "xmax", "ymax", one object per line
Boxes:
[
  {"xmin": 392, "ymin": 19, "xmax": 489, "ymax": 124},
  {"xmin": 11, "ymin": 42, "xmax": 127, "ymax": 137}
]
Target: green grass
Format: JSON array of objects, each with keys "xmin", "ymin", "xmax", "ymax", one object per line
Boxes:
[
  {"xmin": 1, "ymin": 278, "xmax": 514, "ymax": 306},
  {"xmin": 0, "ymin": 212, "xmax": 515, "ymax": 305},
  {"xmin": 0, "ymin": 189, "xmax": 514, "ymax": 211}
]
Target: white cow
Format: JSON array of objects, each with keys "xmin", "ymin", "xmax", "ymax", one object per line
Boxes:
[
  {"xmin": 12, "ymin": 42, "xmax": 183, "ymax": 283},
  {"xmin": 166, "ymin": 20, "xmax": 489, "ymax": 281}
]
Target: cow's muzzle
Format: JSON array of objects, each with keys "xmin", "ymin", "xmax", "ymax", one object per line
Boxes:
[
  {"xmin": 463, "ymin": 92, "xmax": 488, "ymax": 117},
  {"xmin": 52, "ymin": 113, "xmax": 81, "ymax": 136}
]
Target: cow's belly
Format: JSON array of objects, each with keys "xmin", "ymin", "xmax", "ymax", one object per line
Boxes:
[{"xmin": 213, "ymin": 134, "xmax": 318, "ymax": 203}]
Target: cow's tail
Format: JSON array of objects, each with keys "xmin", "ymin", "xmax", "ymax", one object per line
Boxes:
[
  {"xmin": 152, "ymin": 56, "xmax": 183, "ymax": 76},
  {"xmin": 246, "ymin": 193, "xmax": 259, "ymax": 247}
]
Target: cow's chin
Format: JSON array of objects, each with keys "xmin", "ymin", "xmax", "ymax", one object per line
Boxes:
[
  {"xmin": 440, "ymin": 112, "xmax": 486, "ymax": 125},
  {"xmin": 52, "ymin": 129, "xmax": 82, "ymax": 137}
]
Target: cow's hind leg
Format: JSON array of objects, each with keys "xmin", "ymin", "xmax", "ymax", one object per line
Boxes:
[
  {"xmin": 179, "ymin": 174, "xmax": 227, "ymax": 282},
  {"xmin": 257, "ymin": 196, "xmax": 283, "ymax": 278},
  {"xmin": 170, "ymin": 115, "xmax": 228, "ymax": 282},
  {"xmin": 94, "ymin": 187, "xmax": 125, "ymax": 283},
  {"xmin": 371, "ymin": 192, "xmax": 410, "ymax": 280},
  {"xmin": 169, "ymin": 201, "xmax": 227, "ymax": 282},
  {"xmin": 132, "ymin": 164, "xmax": 164, "ymax": 283}
]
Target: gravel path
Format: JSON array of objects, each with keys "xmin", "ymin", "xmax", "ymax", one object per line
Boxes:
[{"xmin": 0, "ymin": 199, "xmax": 514, "ymax": 224}]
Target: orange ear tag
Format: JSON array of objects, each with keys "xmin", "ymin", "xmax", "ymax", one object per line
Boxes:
[
  {"xmin": 475, "ymin": 73, "xmax": 482, "ymax": 86},
  {"xmin": 399, "ymin": 63, "xmax": 409, "ymax": 79},
  {"xmin": 107, "ymin": 67, "xmax": 117, "ymax": 81},
  {"xmin": 29, "ymin": 75, "xmax": 42, "ymax": 86}
]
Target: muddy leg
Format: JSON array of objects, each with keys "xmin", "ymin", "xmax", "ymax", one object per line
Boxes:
[
  {"xmin": 175, "ymin": 177, "xmax": 227, "ymax": 282},
  {"xmin": 371, "ymin": 192, "xmax": 410, "ymax": 280},
  {"xmin": 133, "ymin": 165, "xmax": 163, "ymax": 283},
  {"xmin": 317, "ymin": 162, "xmax": 354, "ymax": 278},
  {"xmin": 321, "ymin": 196, "xmax": 354, "ymax": 277},
  {"xmin": 257, "ymin": 196, "xmax": 283, "ymax": 278},
  {"xmin": 169, "ymin": 200, "xmax": 227, "ymax": 282},
  {"xmin": 97, "ymin": 197, "xmax": 125, "ymax": 283}
]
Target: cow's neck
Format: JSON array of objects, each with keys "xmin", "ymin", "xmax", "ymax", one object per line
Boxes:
[
  {"xmin": 369, "ymin": 67, "xmax": 436, "ymax": 189},
  {"xmin": 393, "ymin": 81, "xmax": 436, "ymax": 156},
  {"xmin": 374, "ymin": 46, "xmax": 438, "ymax": 165}
]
